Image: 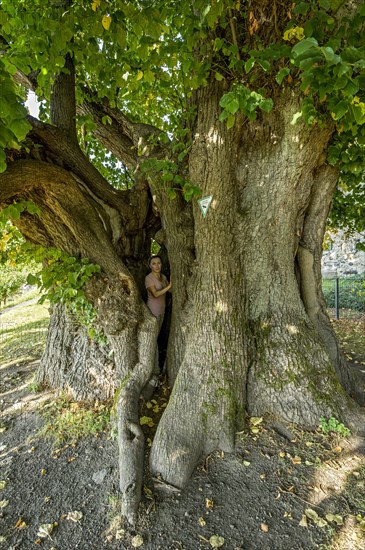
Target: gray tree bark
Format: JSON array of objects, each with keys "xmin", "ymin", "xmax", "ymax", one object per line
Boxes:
[{"xmin": 149, "ymin": 85, "xmax": 359, "ymax": 489}]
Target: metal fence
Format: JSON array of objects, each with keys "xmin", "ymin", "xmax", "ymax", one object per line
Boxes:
[{"xmin": 322, "ymin": 273, "xmax": 365, "ymax": 320}]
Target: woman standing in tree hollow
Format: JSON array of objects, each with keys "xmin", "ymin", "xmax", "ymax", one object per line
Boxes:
[{"xmin": 145, "ymin": 255, "xmax": 172, "ymax": 330}]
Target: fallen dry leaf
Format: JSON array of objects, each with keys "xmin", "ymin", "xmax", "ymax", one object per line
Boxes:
[
  {"xmin": 249, "ymin": 417, "xmax": 263, "ymax": 435},
  {"xmin": 37, "ymin": 522, "xmax": 57, "ymax": 539},
  {"xmin": 198, "ymin": 517, "xmax": 206, "ymax": 526},
  {"xmin": 299, "ymin": 515, "xmax": 308, "ymax": 527},
  {"xmin": 139, "ymin": 416, "xmax": 154, "ymax": 428},
  {"xmin": 206, "ymin": 498, "xmax": 214, "ymax": 509},
  {"xmin": 15, "ymin": 518, "xmax": 27, "ymax": 529},
  {"xmin": 325, "ymin": 514, "xmax": 343, "ymax": 525},
  {"xmin": 66, "ymin": 510, "xmax": 83, "ymax": 522},
  {"xmin": 143, "ymin": 486, "xmax": 153, "ymax": 499},
  {"xmin": 305, "ymin": 508, "xmax": 319, "ymax": 521},
  {"xmin": 209, "ymin": 534, "xmax": 225, "ymax": 548},
  {"xmin": 115, "ymin": 529, "xmax": 125, "ymax": 540},
  {"xmin": 131, "ymin": 534, "xmax": 144, "ymax": 547},
  {"xmin": 316, "ymin": 518, "xmax": 328, "ymax": 528}
]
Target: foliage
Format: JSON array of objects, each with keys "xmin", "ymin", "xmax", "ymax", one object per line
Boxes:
[
  {"xmin": 0, "ymin": 1, "xmax": 364, "ymax": 223},
  {"xmin": 0, "ymin": 201, "xmax": 41, "ymax": 264},
  {"xmin": 0, "ymin": 201, "xmax": 104, "ymax": 339},
  {"xmin": 319, "ymin": 416, "xmax": 351, "ymax": 437},
  {"xmin": 26, "ymin": 248, "xmax": 103, "ymax": 340},
  {"xmin": 329, "ymin": 182, "xmax": 365, "ymax": 239},
  {"xmin": 39, "ymin": 394, "xmax": 111, "ymax": 444},
  {"xmin": 322, "ymin": 275, "xmax": 365, "ymax": 311},
  {"xmin": 80, "ymin": 132, "xmax": 134, "ymax": 190},
  {"xmin": 0, "ymin": 59, "xmax": 31, "ymax": 173},
  {"xmin": 141, "ymin": 156, "xmax": 201, "ymax": 201}
]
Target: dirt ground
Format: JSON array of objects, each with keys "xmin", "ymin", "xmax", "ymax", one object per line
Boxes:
[{"xmin": 1, "ymin": 352, "xmax": 365, "ymax": 549}]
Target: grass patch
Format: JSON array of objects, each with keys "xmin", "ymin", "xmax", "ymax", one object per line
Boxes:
[
  {"xmin": 39, "ymin": 394, "xmax": 112, "ymax": 444},
  {"xmin": 0, "ymin": 296, "xmax": 49, "ymax": 367}
]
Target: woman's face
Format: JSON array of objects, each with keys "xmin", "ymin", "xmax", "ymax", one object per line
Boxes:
[{"xmin": 150, "ymin": 257, "xmax": 162, "ymax": 273}]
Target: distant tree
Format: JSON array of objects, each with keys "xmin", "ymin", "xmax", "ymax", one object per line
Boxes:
[{"xmin": 0, "ymin": 0, "xmax": 364, "ymax": 522}]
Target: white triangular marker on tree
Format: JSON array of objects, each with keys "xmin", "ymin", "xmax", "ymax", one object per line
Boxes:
[{"xmin": 198, "ymin": 195, "xmax": 213, "ymax": 218}]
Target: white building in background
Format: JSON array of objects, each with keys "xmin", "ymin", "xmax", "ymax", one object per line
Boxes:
[{"xmin": 322, "ymin": 230, "xmax": 365, "ymax": 276}]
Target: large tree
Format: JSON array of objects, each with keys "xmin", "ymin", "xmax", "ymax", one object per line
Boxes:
[{"xmin": 1, "ymin": 0, "xmax": 364, "ymax": 522}]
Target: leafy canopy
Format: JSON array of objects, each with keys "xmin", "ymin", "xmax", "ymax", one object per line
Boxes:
[{"xmin": 0, "ymin": 0, "xmax": 364, "ymax": 226}]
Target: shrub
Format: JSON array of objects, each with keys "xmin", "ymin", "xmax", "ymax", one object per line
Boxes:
[{"xmin": 322, "ymin": 275, "xmax": 365, "ymax": 311}]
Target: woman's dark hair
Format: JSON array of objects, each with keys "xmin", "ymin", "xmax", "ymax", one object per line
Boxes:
[{"xmin": 148, "ymin": 254, "xmax": 162, "ymax": 267}]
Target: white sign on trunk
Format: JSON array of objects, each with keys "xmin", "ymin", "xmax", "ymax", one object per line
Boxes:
[{"xmin": 198, "ymin": 195, "xmax": 213, "ymax": 218}]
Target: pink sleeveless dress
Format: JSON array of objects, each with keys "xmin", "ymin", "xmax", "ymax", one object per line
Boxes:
[{"xmin": 145, "ymin": 273, "xmax": 168, "ymax": 319}]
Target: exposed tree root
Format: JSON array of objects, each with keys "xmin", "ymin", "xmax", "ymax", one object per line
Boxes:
[{"xmin": 113, "ymin": 308, "xmax": 159, "ymax": 524}]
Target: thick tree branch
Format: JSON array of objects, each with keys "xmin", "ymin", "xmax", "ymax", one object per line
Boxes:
[
  {"xmin": 78, "ymin": 98, "xmax": 164, "ymax": 170},
  {"xmin": 297, "ymin": 164, "xmax": 361, "ymax": 405},
  {"xmin": 50, "ymin": 52, "xmax": 77, "ymax": 141},
  {"xmin": 27, "ymin": 116, "xmax": 149, "ymax": 231}
]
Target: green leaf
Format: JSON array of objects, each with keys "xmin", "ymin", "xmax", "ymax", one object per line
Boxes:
[
  {"xmin": 258, "ymin": 59, "xmax": 270, "ymax": 72},
  {"xmin": 226, "ymin": 114, "xmax": 235, "ymax": 129},
  {"xmin": 319, "ymin": 0, "xmax": 331, "ymax": 9},
  {"xmin": 9, "ymin": 118, "xmax": 31, "ymax": 142},
  {"xmin": 342, "ymin": 79, "xmax": 359, "ymax": 97},
  {"xmin": 332, "ymin": 101, "xmax": 348, "ymax": 120},
  {"xmin": 25, "ymin": 202, "xmax": 41, "ymax": 215},
  {"xmin": 260, "ymin": 99, "xmax": 273, "ymax": 112},
  {"xmin": 144, "ymin": 69, "xmax": 155, "ymax": 83},
  {"xmin": 225, "ymin": 97, "xmax": 240, "ymax": 114},
  {"xmin": 292, "ymin": 37, "xmax": 319, "ymax": 58},
  {"xmin": 322, "ymin": 47, "xmax": 340, "ymax": 66},
  {"xmin": 276, "ymin": 68, "xmax": 290, "ymax": 85},
  {"xmin": 244, "ymin": 57, "xmax": 255, "ymax": 74},
  {"xmin": 167, "ymin": 188, "xmax": 177, "ymax": 200},
  {"xmin": 336, "ymin": 61, "xmax": 351, "ymax": 78},
  {"xmin": 351, "ymin": 104, "xmax": 365, "ymax": 125},
  {"xmin": 26, "ymin": 273, "xmax": 39, "ymax": 285}
]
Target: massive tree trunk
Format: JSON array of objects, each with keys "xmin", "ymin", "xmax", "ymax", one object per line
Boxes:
[{"xmin": 149, "ymin": 84, "xmax": 358, "ymax": 488}]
